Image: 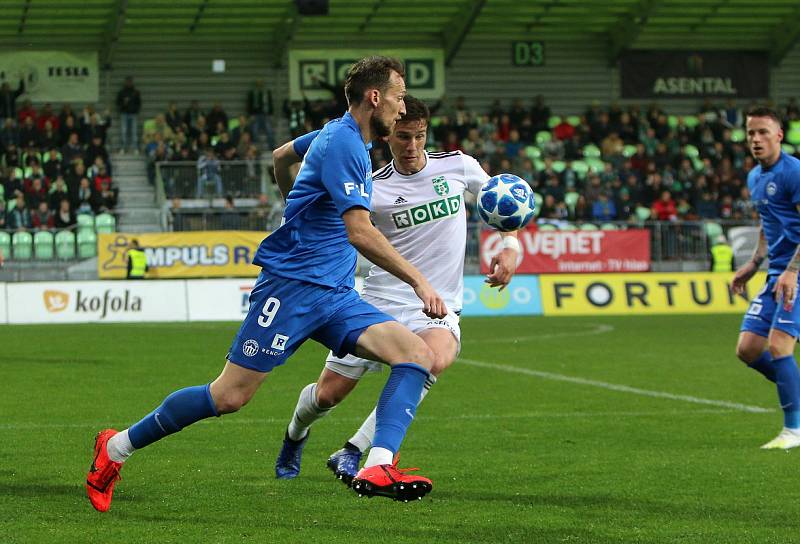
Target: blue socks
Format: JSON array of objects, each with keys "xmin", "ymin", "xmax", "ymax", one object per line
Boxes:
[
  {"xmin": 748, "ymin": 352, "xmax": 776, "ymax": 383},
  {"xmin": 373, "ymin": 363, "xmax": 429, "ymax": 454},
  {"xmin": 128, "ymin": 384, "xmax": 219, "ymax": 449},
  {"xmin": 772, "ymin": 355, "xmax": 800, "ymax": 429}
]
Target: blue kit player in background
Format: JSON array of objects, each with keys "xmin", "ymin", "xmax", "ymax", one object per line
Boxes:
[
  {"xmin": 86, "ymin": 56, "xmax": 447, "ymax": 511},
  {"xmin": 733, "ymin": 106, "xmax": 800, "ymax": 449}
]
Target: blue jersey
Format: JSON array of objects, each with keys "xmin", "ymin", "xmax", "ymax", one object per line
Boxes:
[
  {"xmin": 253, "ymin": 114, "xmax": 372, "ymax": 288},
  {"xmin": 748, "ymin": 151, "xmax": 800, "ymax": 275}
]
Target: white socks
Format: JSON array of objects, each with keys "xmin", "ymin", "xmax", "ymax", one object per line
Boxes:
[
  {"xmin": 364, "ymin": 446, "xmax": 393, "ymax": 468},
  {"xmin": 287, "ymin": 383, "xmax": 332, "ymax": 441},
  {"xmin": 352, "ymin": 374, "xmax": 437, "ymax": 456},
  {"xmin": 106, "ymin": 429, "xmax": 135, "ymax": 463}
]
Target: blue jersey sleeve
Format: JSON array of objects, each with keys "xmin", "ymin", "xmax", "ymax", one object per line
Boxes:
[
  {"xmin": 786, "ymin": 163, "xmax": 800, "ymax": 206},
  {"xmin": 292, "ymin": 130, "xmax": 321, "ymax": 158},
  {"xmin": 320, "ymin": 133, "xmax": 371, "ymax": 216}
]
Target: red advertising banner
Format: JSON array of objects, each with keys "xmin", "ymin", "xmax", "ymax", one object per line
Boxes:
[{"xmin": 480, "ymin": 227, "xmax": 651, "ymax": 274}]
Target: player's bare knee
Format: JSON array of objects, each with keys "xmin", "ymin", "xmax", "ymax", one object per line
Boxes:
[
  {"xmin": 735, "ymin": 344, "xmax": 759, "ymax": 364},
  {"xmin": 315, "ymin": 383, "xmax": 345, "ymax": 409},
  {"xmin": 430, "ymin": 353, "xmax": 455, "ymax": 377},
  {"xmin": 213, "ymin": 389, "xmax": 253, "ymax": 414},
  {"xmin": 411, "ymin": 344, "xmax": 436, "ymax": 370}
]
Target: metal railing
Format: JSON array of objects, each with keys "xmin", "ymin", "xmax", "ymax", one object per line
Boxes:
[{"xmin": 155, "ymin": 158, "xmax": 278, "ymax": 201}]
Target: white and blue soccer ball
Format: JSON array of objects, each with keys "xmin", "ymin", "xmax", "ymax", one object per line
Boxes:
[{"xmin": 477, "ymin": 173, "xmax": 536, "ymax": 232}]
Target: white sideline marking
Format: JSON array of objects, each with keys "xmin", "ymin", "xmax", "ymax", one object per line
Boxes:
[
  {"xmin": 457, "ymin": 358, "xmax": 773, "ymax": 414},
  {"xmin": 462, "ymin": 323, "xmax": 615, "ymax": 344},
  {"xmin": 0, "ymin": 409, "xmax": 748, "ymax": 431}
]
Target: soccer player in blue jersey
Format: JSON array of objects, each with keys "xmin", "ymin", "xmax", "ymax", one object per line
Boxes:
[
  {"xmin": 733, "ymin": 106, "xmax": 800, "ymax": 449},
  {"xmin": 86, "ymin": 56, "xmax": 446, "ymax": 511}
]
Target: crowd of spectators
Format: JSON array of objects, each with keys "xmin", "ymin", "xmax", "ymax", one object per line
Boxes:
[{"xmin": 0, "ymin": 82, "xmax": 116, "ymax": 233}]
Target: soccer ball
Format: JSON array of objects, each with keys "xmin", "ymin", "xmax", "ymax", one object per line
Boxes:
[{"xmin": 477, "ymin": 174, "xmax": 536, "ymax": 232}]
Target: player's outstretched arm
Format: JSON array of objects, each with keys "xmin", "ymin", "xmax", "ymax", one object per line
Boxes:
[
  {"xmin": 342, "ymin": 208, "xmax": 447, "ymax": 318},
  {"xmin": 485, "ymin": 232, "xmax": 520, "ymax": 291},
  {"xmin": 273, "ymin": 140, "xmax": 301, "ymax": 200},
  {"xmin": 732, "ymin": 225, "xmax": 766, "ymax": 295}
]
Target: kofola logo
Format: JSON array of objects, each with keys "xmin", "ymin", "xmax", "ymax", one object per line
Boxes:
[
  {"xmin": 43, "ymin": 290, "xmax": 69, "ymax": 313},
  {"xmin": 75, "ymin": 290, "xmax": 142, "ymax": 319}
]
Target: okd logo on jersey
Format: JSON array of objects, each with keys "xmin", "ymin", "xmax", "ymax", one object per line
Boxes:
[{"xmin": 391, "ymin": 195, "xmax": 461, "ymax": 230}]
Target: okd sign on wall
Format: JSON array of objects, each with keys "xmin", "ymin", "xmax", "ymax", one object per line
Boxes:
[
  {"xmin": 288, "ymin": 49, "xmax": 445, "ymax": 101},
  {"xmin": 620, "ymin": 51, "xmax": 769, "ymax": 98},
  {"xmin": 0, "ymin": 51, "xmax": 99, "ymax": 102},
  {"xmin": 6, "ymin": 281, "xmax": 187, "ymax": 324},
  {"xmin": 480, "ymin": 227, "xmax": 650, "ymax": 274}
]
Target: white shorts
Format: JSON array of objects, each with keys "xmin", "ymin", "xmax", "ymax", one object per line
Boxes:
[{"xmin": 324, "ymin": 295, "xmax": 461, "ymax": 380}]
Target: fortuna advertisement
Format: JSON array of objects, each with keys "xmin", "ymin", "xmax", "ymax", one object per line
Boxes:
[
  {"xmin": 480, "ymin": 227, "xmax": 651, "ymax": 274},
  {"xmin": 97, "ymin": 231, "xmax": 266, "ymax": 279},
  {"xmin": 0, "ymin": 51, "xmax": 99, "ymax": 102}
]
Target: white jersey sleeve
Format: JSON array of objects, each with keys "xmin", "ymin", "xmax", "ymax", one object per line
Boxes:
[{"xmin": 464, "ymin": 154, "xmax": 490, "ymax": 196}]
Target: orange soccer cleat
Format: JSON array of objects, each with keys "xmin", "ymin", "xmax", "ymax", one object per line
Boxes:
[
  {"xmin": 86, "ymin": 429, "xmax": 123, "ymax": 512},
  {"xmin": 351, "ymin": 458, "xmax": 432, "ymax": 502}
]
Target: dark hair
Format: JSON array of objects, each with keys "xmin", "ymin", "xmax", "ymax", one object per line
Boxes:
[
  {"xmin": 746, "ymin": 106, "xmax": 782, "ymax": 127},
  {"xmin": 344, "ymin": 56, "xmax": 404, "ymax": 106},
  {"xmin": 400, "ymin": 95, "xmax": 430, "ymax": 123}
]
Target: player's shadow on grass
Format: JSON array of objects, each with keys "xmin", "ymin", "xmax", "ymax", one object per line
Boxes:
[{"xmin": 0, "ymin": 480, "xmax": 80, "ymax": 498}]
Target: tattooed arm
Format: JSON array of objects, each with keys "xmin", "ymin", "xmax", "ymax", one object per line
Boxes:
[{"xmin": 731, "ymin": 226, "xmax": 766, "ymax": 295}]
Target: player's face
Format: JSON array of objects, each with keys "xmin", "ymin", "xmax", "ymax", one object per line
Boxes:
[
  {"xmin": 746, "ymin": 115, "xmax": 783, "ymax": 166},
  {"xmin": 389, "ymin": 119, "xmax": 428, "ymax": 174},
  {"xmin": 371, "ymin": 70, "xmax": 406, "ymax": 138}
]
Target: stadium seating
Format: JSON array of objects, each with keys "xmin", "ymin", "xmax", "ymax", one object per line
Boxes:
[
  {"xmin": 683, "ymin": 144, "xmax": 700, "ymax": 158},
  {"xmin": 601, "ymin": 223, "xmax": 618, "ymax": 230},
  {"xmin": 0, "ymin": 231, "xmax": 10, "ymax": 258},
  {"xmin": 34, "ymin": 231, "xmax": 54, "ymax": 260},
  {"xmin": 782, "ymin": 144, "xmax": 796, "ymax": 155},
  {"xmin": 77, "ymin": 229, "xmax": 98, "ymax": 258},
  {"xmin": 551, "ymin": 160, "xmax": 566, "ymax": 173},
  {"xmin": 524, "ymin": 145, "xmax": 541, "ymax": 159},
  {"xmin": 622, "ymin": 144, "xmax": 637, "ymax": 158},
  {"xmin": 535, "ymin": 131, "xmax": 552, "ymax": 146},
  {"xmin": 787, "ymin": 129, "xmax": 800, "ymax": 146},
  {"xmin": 566, "ymin": 115, "xmax": 581, "ymax": 127},
  {"xmin": 76, "ymin": 214, "xmax": 95, "ymax": 236},
  {"xmin": 564, "ymin": 191, "xmax": 580, "ymax": 212},
  {"xmin": 580, "ymin": 223, "xmax": 599, "ymax": 230},
  {"xmin": 532, "ymin": 192, "xmax": 543, "ymax": 216},
  {"xmin": 559, "ymin": 223, "xmax": 577, "ymax": 230},
  {"xmin": 571, "ymin": 160, "xmax": 589, "ymax": 179},
  {"xmin": 635, "ymin": 206, "xmax": 651, "ymax": 222},
  {"xmin": 585, "ymin": 157, "xmax": 605, "ymax": 173},
  {"xmin": 95, "ymin": 213, "xmax": 116, "ymax": 234},
  {"xmin": 55, "ymin": 230, "xmax": 76, "ymax": 259},
  {"xmin": 538, "ymin": 223, "xmax": 557, "ymax": 231},
  {"xmin": 547, "ymin": 115, "xmax": 561, "ymax": 129},
  {"xmin": 582, "ymin": 144, "xmax": 601, "ymax": 159},
  {"xmin": 12, "ymin": 231, "xmax": 33, "ymax": 260},
  {"xmin": 730, "ymin": 128, "xmax": 745, "ymax": 143},
  {"xmin": 705, "ymin": 221, "xmax": 723, "ymax": 240}
]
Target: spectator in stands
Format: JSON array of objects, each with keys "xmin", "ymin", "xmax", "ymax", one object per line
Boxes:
[
  {"xmin": 39, "ymin": 120, "xmax": 59, "ymax": 150},
  {"xmin": 93, "ymin": 165, "xmax": 117, "ymax": 211},
  {"xmin": 0, "ymin": 117, "xmax": 18, "ymax": 149},
  {"xmin": 247, "ymin": 79, "xmax": 275, "ymax": 150},
  {"xmin": 54, "ymin": 198, "xmax": 76, "ymax": 229},
  {"xmin": 75, "ymin": 177, "xmax": 97, "ymax": 215},
  {"xmin": 592, "ymin": 192, "xmax": 617, "ymax": 221},
  {"xmin": 36, "ymin": 103, "xmax": 59, "ymax": 132},
  {"xmin": 183, "ymin": 100, "xmax": 204, "ymax": 129},
  {"xmin": 530, "ymin": 95, "xmax": 550, "ymax": 133},
  {"xmin": 571, "ymin": 194, "xmax": 592, "ymax": 221},
  {"xmin": 61, "ymin": 132, "xmax": 84, "ymax": 167},
  {"xmin": 116, "ymin": 76, "xmax": 142, "ymax": 153},
  {"xmin": 7, "ymin": 193, "xmax": 31, "ymax": 230},
  {"xmin": 25, "ymin": 177, "xmax": 48, "ymax": 209},
  {"xmin": 3, "ymin": 165, "xmax": 23, "ymax": 197},
  {"xmin": 196, "ymin": 147, "xmax": 222, "ymax": 198},
  {"xmin": 18, "ymin": 116, "xmax": 38, "ymax": 148},
  {"xmin": 651, "ymin": 190, "xmax": 678, "ymax": 221},
  {"xmin": 0, "ymin": 204, "xmax": 5, "ymax": 230},
  {"xmin": 164, "ymin": 101, "xmax": 182, "ymax": 132},
  {"xmin": 17, "ymin": 99, "xmax": 36, "ymax": 124},
  {"xmin": 206, "ymin": 103, "xmax": 229, "ymax": 136},
  {"xmin": 48, "ymin": 175, "xmax": 69, "ymax": 209},
  {"xmin": 59, "ymin": 114, "xmax": 78, "ymax": 146},
  {"xmin": 31, "ymin": 201, "xmax": 54, "ymax": 230},
  {"xmin": 0, "ymin": 79, "xmax": 24, "ymax": 121},
  {"xmin": 82, "ymin": 111, "xmax": 110, "ymax": 145},
  {"xmin": 312, "ymin": 74, "xmax": 348, "ymax": 117}
]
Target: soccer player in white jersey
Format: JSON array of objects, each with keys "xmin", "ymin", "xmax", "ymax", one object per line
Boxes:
[{"xmin": 273, "ymin": 96, "xmax": 521, "ymax": 485}]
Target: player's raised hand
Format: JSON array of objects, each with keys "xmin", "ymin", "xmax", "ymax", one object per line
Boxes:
[
  {"xmin": 731, "ymin": 261, "xmax": 758, "ymax": 295},
  {"xmin": 485, "ymin": 247, "xmax": 518, "ymax": 291},
  {"xmin": 413, "ymin": 278, "xmax": 448, "ymax": 319},
  {"xmin": 774, "ymin": 269, "xmax": 799, "ymax": 310}
]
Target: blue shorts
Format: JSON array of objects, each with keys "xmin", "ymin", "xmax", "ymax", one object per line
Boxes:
[
  {"xmin": 227, "ymin": 272, "xmax": 395, "ymax": 373},
  {"xmin": 740, "ymin": 276, "xmax": 800, "ymax": 339}
]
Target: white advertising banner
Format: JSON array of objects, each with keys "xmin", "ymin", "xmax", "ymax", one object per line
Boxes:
[
  {"xmin": 0, "ymin": 283, "xmax": 7, "ymax": 324},
  {"xmin": 6, "ymin": 281, "xmax": 187, "ymax": 324},
  {"xmin": 186, "ymin": 279, "xmax": 257, "ymax": 321},
  {"xmin": 0, "ymin": 51, "xmax": 99, "ymax": 102}
]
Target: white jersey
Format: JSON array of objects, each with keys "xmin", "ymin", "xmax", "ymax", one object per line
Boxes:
[{"xmin": 364, "ymin": 150, "xmax": 488, "ymax": 312}]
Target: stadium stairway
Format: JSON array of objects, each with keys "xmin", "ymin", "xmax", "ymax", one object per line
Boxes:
[{"xmin": 113, "ymin": 153, "xmax": 163, "ymax": 233}]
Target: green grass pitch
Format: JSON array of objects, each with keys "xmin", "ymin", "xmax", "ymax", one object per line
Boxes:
[{"xmin": 1, "ymin": 315, "xmax": 798, "ymax": 543}]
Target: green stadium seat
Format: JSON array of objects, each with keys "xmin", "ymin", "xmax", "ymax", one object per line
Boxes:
[
  {"xmin": 533, "ymin": 159, "xmax": 545, "ymax": 172},
  {"xmin": 571, "ymin": 160, "xmax": 589, "ymax": 179},
  {"xmin": 692, "ymin": 157, "xmax": 705, "ymax": 171},
  {"xmin": 551, "ymin": 160, "xmax": 566, "ymax": 173},
  {"xmin": 582, "ymin": 144, "xmax": 601, "ymax": 159},
  {"xmin": 537, "ymin": 223, "xmax": 557, "ymax": 231},
  {"xmin": 77, "ymin": 229, "xmax": 97, "ymax": 258},
  {"xmin": 33, "ymin": 230, "xmax": 54, "ymax": 260},
  {"xmin": 7, "ymin": 200, "xmax": 15, "ymax": 212},
  {"xmin": 142, "ymin": 118, "xmax": 157, "ymax": 134},
  {"xmin": 730, "ymin": 128, "xmax": 746, "ymax": 143},
  {"xmin": 559, "ymin": 223, "xmax": 577, "ymax": 230},
  {"xmin": 705, "ymin": 222, "xmax": 723, "ymax": 240},
  {"xmin": 683, "ymin": 115, "xmax": 699, "ymax": 128},
  {"xmin": 668, "ymin": 115, "xmax": 678, "ymax": 128},
  {"xmin": 622, "ymin": 144, "xmax": 638, "ymax": 158},
  {"xmin": 95, "ymin": 213, "xmax": 116, "ymax": 234},
  {"xmin": 532, "ymin": 192, "xmax": 543, "ymax": 217},
  {"xmin": 782, "ymin": 143, "xmax": 796, "ymax": 155},
  {"xmin": 429, "ymin": 116, "xmax": 442, "ymax": 128},
  {"xmin": 12, "ymin": 231, "xmax": 33, "ymax": 260},
  {"xmin": 566, "ymin": 115, "xmax": 581, "ymax": 127},
  {"xmin": 683, "ymin": 144, "xmax": 700, "ymax": 158},
  {"xmin": 585, "ymin": 158, "xmax": 605, "ymax": 173},
  {"xmin": 524, "ymin": 145, "xmax": 541, "ymax": 159},
  {"xmin": 55, "ymin": 230, "xmax": 76, "ymax": 259},
  {"xmin": 601, "ymin": 223, "xmax": 618, "ymax": 230},
  {"xmin": 564, "ymin": 191, "xmax": 579, "ymax": 212},
  {"xmin": 635, "ymin": 206, "xmax": 651, "ymax": 222},
  {"xmin": 0, "ymin": 231, "xmax": 10, "ymax": 258},
  {"xmin": 580, "ymin": 223, "xmax": 599, "ymax": 230},
  {"xmin": 228, "ymin": 118, "xmax": 240, "ymax": 131},
  {"xmin": 790, "ymin": 120, "xmax": 800, "ymax": 132},
  {"xmin": 535, "ymin": 131, "xmax": 552, "ymax": 146},
  {"xmin": 547, "ymin": 116, "xmax": 561, "ymax": 129},
  {"xmin": 0, "ymin": 183, "xmax": 4, "ymax": 202},
  {"xmin": 786, "ymin": 129, "xmax": 800, "ymax": 146},
  {"xmin": 77, "ymin": 214, "xmax": 94, "ymax": 230}
]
